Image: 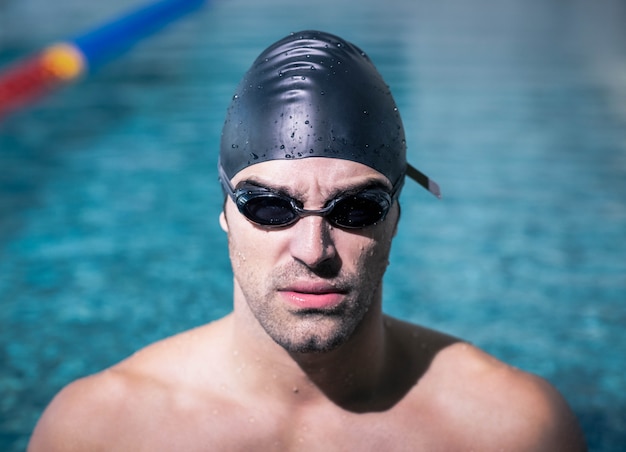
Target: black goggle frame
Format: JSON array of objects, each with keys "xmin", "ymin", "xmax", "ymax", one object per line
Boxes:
[{"xmin": 218, "ymin": 162, "xmax": 403, "ymax": 229}]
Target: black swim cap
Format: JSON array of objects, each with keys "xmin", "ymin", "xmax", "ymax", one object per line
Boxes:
[{"xmin": 220, "ymin": 30, "xmax": 440, "ymax": 198}]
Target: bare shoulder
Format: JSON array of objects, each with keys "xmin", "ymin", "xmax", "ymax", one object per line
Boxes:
[
  {"xmin": 28, "ymin": 366, "xmax": 147, "ymax": 451},
  {"xmin": 424, "ymin": 341, "xmax": 587, "ymax": 451},
  {"xmin": 29, "ymin": 319, "xmax": 231, "ymax": 451}
]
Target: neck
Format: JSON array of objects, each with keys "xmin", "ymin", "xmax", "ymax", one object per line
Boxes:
[
  {"xmin": 289, "ymin": 306, "xmax": 388, "ymax": 408},
  {"xmin": 228, "ymin": 282, "xmax": 397, "ymax": 412}
]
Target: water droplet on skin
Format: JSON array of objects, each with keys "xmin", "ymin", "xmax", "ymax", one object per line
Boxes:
[
  {"xmin": 280, "ymin": 144, "xmax": 285, "ymax": 149},
  {"xmin": 232, "ymin": 94, "xmax": 239, "ymax": 100},
  {"xmin": 278, "ymin": 71, "xmax": 284, "ymax": 77}
]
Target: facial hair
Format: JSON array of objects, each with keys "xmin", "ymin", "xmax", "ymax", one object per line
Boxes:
[{"xmin": 236, "ymin": 259, "xmax": 387, "ymax": 354}]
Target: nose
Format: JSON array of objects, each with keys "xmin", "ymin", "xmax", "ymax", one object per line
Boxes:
[{"xmin": 289, "ymin": 215, "xmax": 338, "ymax": 272}]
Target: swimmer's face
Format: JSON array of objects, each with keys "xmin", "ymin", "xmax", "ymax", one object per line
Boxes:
[{"xmin": 220, "ymin": 158, "xmax": 399, "ymax": 353}]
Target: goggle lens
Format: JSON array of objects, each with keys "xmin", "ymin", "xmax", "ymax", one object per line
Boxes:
[
  {"xmin": 323, "ymin": 192, "xmax": 387, "ymax": 228},
  {"xmin": 240, "ymin": 193, "xmax": 298, "ymax": 226}
]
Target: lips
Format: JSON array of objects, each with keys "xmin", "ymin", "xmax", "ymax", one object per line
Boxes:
[{"xmin": 279, "ymin": 282, "xmax": 346, "ymax": 310}]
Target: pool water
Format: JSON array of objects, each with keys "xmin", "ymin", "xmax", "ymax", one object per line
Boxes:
[{"xmin": 1, "ymin": 0, "xmax": 625, "ymax": 450}]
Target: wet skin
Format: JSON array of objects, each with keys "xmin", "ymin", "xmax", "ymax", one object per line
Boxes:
[{"xmin": 28, "ymin": 159, "xmax": 587, "ymax": 451}]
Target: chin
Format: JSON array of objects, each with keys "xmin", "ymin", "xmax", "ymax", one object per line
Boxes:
[{"xmin": 273, "ymin": 331, "xmax": 349, "ymax": 354}]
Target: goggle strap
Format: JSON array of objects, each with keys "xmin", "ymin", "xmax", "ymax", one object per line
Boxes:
[{"xmin": 406, "ymin": 163, "xmax": 442, "ymax": 199}]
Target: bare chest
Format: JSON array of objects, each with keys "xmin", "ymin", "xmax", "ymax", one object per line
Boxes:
[{"xmin": 126, "ymin": 399, "xmax": 448, "ymax": 452}]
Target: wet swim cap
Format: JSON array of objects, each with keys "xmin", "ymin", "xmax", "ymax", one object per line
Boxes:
[{"xmin": 219, "ymin": 30, "xmax": 440, "ymax": 197}]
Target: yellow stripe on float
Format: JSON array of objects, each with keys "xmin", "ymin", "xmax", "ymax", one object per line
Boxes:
[{"xmin": 41, "ymin": 43, "xmax": 86, "ymax": 81}]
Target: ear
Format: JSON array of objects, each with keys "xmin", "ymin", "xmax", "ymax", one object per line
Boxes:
[{"xmin": 219, "ymin": 211, "xmax": 229, "ymax": 233}]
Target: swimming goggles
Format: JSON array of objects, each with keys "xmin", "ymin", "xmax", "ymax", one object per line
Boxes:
[{"xmin": 218, "ymin": 163, "xmax": 402, "ymax": 229}]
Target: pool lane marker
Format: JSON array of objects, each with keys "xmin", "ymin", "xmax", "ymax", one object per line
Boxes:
[{"xmin": 0, "ymin": 0, "xmax": 206, "ymax": 119}]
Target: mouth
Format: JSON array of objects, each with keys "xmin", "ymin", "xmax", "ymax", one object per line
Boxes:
[{"xmin": 279, "ymin": 282, "xmax": 347, "ymax": 310}]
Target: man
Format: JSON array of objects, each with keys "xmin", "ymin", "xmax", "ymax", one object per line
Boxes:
[{"xmin": 29, "ymin": 30, "xmax": 585, "ymax": 451}]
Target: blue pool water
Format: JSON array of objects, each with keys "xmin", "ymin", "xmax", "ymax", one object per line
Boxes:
[{"xmin": 1, "ymin": 0, "xmax": 625, "ymax": 450}]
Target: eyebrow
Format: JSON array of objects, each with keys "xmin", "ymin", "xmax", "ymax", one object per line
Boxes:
[{"xmin": 235, "ymin": 177, "xmax": 391, "ymax": 200}]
